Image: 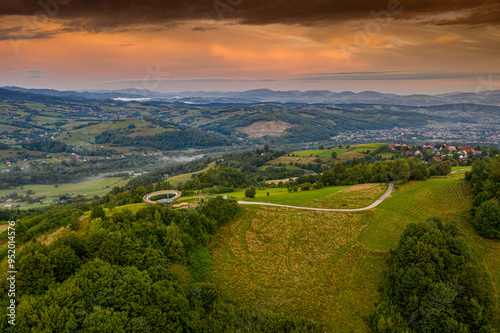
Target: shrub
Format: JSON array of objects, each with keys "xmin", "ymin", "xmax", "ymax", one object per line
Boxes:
[
  {"xmin": 245, "ymin": 187, "xmax": 256, "ymax": 198},
  {"xmin": 301, "ymin": 183, "xmax": 311, "ymax": 191}
]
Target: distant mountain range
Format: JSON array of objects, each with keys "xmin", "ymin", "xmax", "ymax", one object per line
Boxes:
[{"xmin": 3, "ymin": 86, "xmax": 500, "ymax": 106}]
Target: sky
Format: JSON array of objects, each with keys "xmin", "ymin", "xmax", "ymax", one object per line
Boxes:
[{"xmin": 1, "ymin": 0, "xmax": 499, "ymax": 94}]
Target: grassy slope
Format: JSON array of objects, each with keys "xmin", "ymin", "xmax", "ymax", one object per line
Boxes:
[
  {"xmin": 451, "ymin": 166, "xmax": 472, "ymax": 172},
  {"xmin": 166, "ymin": 163, "xmax": 214, "ymax": 187},
  {"xmin": 231, "ymin": 183, "xmax": 387, "ymax": 209},
  {"xmin": 210, "ymin": 173, "xmax": 500, "ymax": 332},
  {"xmin": 360, "ymin": 175, "xmax": 471, "ymax": 250},
  {"xmin": 210, "ymin": 206, "xmax": 385, "ymax": 332},
  {"xmin": 293, "ymin": 144, "xmax": 386, "ymax": 157},
  {"xmin": 293, "ymin": 148, "xmax": 347, "ymax": 157}
]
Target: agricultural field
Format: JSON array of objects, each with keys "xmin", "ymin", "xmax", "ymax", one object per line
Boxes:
[
  {"xmin": 451, "ymin": 165, "xmax": 472, "ymax": 172},
  {"xmin": 293, "ymin": 147, "xmax": 348, "ymax": 157},
  {"xmin": 280, "ymin": 143, "xmax": 395, "ymax": 166},
  {"xmin": 0, "ymin": 176, "xmax": 130, "ymax": 209},
  {"xmin": 209, "ymin": 176, "xmax": 500, "ymax": 332},
  {"xmin": 292, "ymin": 143, "xmax": 387, "ymax": 158},
  {"xmin": 348, "ymin": 143, "xmax": 386, "ymax": 153},
  {"xmin": 166, "ymin": 162, "xmax": 215, "ymax": 187},
  {"xmin": 59, "ymin": 118, "xmax": 171, "ymax": 147},
  {"xmin": 268, "ymin": 155, "xmax": 329, "ymax": 166}
]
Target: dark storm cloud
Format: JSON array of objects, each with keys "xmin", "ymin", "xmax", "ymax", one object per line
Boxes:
[
  {"xmin": 0, "ymin": 26, "xmax": 23, "ymax": 40},
  {"xmin": 192, "ymin": 26, "xmax": 217, "ymax": 32},
  {"xmin": 20, "ymin": 69, "xmax": 52, "ymax": 78},
  {"xmin": 0, "ymin": 0, "xmax": 499, "ymax": 30},
  {"xmin": 295, "ymin": 71, "xmax": 500, "ymax": 81},
  {"xmin": 0, "ymin": 26, "xmax": 58, "ymax": 40}
]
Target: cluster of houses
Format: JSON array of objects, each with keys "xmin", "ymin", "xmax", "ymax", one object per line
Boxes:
[
  {"xmin": 55, "ymin": 152, "xmax": 88, "ymax": 161},
  {"xmin": 390, "ymin": 143, "xmax": 485, "ymax": 162},
  {"xmin": 422, "ymin": 143, "xmax": 484, "ymax": 161},
  {"xmin": 2, "ymin": 198, "xmax": 20, "ymax": 210},
  {"xmin": 1, "ymin": 160, "xmax": 12, "ymax": 173}
]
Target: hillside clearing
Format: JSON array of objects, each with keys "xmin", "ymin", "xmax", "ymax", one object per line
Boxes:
[
  {"xmin": 210, "ymin": 206, "xmax": 384, "ymax": 332},
  {"xmin": 210, "ymin": 176, "xmax": 497, "ymax": 332}
]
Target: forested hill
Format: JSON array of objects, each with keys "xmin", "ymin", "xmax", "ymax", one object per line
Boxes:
[
  {"xmin": 94, "ymin": 118, "xmax": 232, "ymax": 150},
  {"xmin": 195, "ymin": 104, "xmax": 435, "ymax": 143},
  {"xmin": 0, "ymin": 87, "xmax": 79, "ymax": 105},
  {"xmin": 0, "ymin": 197, "xmax": 320, "ymax": 332}
]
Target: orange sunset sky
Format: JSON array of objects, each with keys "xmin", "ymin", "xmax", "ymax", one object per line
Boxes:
[{"xmin": 1, "ymin": 0, "xmax": 499, "ymax": 93}]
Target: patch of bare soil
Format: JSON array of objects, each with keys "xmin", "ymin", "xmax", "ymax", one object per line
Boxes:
[{"xmin": 236, "ymin": 120, "xmax": 293, "ymax": 138}]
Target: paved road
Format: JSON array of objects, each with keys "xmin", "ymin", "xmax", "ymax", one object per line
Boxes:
[{"xmin": 237, "ymin": 181, "xmax": 395, "ymax": 212}]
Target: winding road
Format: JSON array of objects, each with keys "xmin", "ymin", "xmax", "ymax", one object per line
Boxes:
[{"xmin": 237, "ymin": 181, "xmax": 395, "ymax": 212}]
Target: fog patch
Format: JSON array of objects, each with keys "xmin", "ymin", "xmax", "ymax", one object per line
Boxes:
[{"xmin": 159, "ymin": 154, "xmax": 204, "ymax": 164}]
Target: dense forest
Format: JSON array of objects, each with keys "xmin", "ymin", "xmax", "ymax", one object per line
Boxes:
[
  {"xmin": 465, "ymin": 156, "xmax": 500, "ymax": 239},
  {"xmin": 21, "ymin": 140, "xmax": 69, "ymax": 153},
  {"xmin": 369, "ymin": 218, "xmax": 500, "ymax": 332},
  {"xmin": 179, "ymin": 167, "xmax": 254, "ymax": 191},
  {"xmin": 0, "ymin": 197, "xmax": 320, "ymax": 332}
]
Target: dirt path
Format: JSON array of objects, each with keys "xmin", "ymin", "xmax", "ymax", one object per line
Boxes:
[
  {"xmin": 451, "ymin": 169, "xmax": 469, "ymax": 174},
  {"xmin": 237, "ymin": 181, "xmax": 395, "ymax": 212}
]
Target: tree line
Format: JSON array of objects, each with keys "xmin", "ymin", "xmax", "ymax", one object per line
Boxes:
[
  {"xmin": 369, "ymin": 218, "xmax": 500, "ymax": 332},
  {"xmin": 465, "ymin": 156, "xmax": 500, "ymax": 239}
]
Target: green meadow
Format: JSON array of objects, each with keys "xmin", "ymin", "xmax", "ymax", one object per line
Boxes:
[{"xmin": 0, "ymin": 177, "xmax": 130, "ymax": 209}]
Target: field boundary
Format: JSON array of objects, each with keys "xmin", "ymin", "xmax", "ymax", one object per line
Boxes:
[{"xmin": 238, "ymin": 181, "xmax": 395, "ymax": 212}]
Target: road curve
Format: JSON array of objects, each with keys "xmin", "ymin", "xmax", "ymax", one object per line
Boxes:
[{"xmin": 237, "ymin": 181, "xmax": 395, "ymax": 212}]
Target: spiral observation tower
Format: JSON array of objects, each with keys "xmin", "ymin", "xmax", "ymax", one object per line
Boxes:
[{"xmin": 143, "ymin": 190, "xmax": 182, "ymax": 205}]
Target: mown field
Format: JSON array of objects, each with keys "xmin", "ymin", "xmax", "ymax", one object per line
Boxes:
[
  {"xmin": 166, "ymin": 163, "xmax": 215, "ymax": 187},
  {"xmin": 292, "ymin": 143, "xmax": 389, "ymax": 159},
  {"xmin": 451, "ymin": 165, "xmax": 472, "ymax": 172},
  {"xmin": 293, "ymin": 147, "xmax": 348, "ymax": 157},
  {"xmin": 359, "ymin": 176, "xmax": 471, "ymax": 250},
  {"xmin": 232, "ymin": 183, "xmax": 387, "ymax": 209},
  {"xmin": 209, "ymin": 174, "xmax": 500, "ymax": 332}
]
